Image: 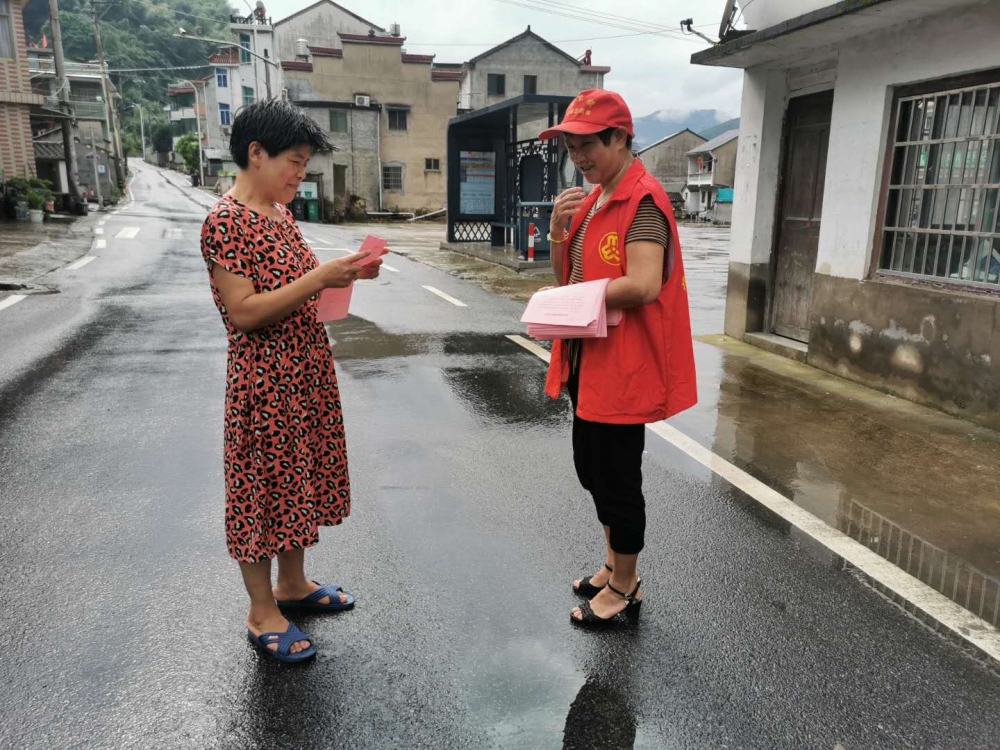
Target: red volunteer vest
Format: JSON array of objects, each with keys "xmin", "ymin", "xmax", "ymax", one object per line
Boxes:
[{"xmin": 544, "ymin": 159, "xmax": 697, "ymax": 424}]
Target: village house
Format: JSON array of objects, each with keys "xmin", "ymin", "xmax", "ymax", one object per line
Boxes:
[
  {"xmin": 684, "ymin": 129, "xmax": 738, "ymax": 219},
  {"xmin": 693, "ymin": 0, "xmax": 1000, "ymax": 427},
  {"xmin": 635, "ymin": 128, "xmax": 707, "ymax": 217},
  {"xmin": 0, "ymin": 0, "xmax": 42, "ymax": 181}
]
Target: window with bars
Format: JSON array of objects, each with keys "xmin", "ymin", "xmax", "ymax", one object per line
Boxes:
[
  {"xmin": 0, "ymin": 0, "xmax": 13, "ymax": 59},
  {"xmin": 388, "ymin": 108, "xmax": 408, "ymax": 131},
  {"xmin": 878, "ymin": 78, "xmax": 1000, "ymax": 287},
  {"xmin": 330, "ymin": 109, "xmax": 348, "ymax": 133},
  {"xmin": 382, "ymin": 164, "xmax": 403, "ymax": 192}
]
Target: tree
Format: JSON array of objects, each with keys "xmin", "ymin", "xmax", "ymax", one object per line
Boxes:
[
  {"xmin": 174, "ymin": 133, "xmax": 201, "ymax": 174},
  {"xmin": 153, "ymin": 125, "xmax": 174, "ymax": 155}
]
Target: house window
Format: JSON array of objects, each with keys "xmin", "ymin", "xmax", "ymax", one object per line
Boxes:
[
  {"xmin": 425, "ymin": 158, "xmax": 440, "ymax": 171},
  {"xmin": 878, "ymin": 77, "xmax": 1000, "ymax": 287},
  {"xmin": 216, "ymin": 68, "xmax": 228, "ymax": 88},
  {"xmin": 523, "ymin": 75, "xmax": 537, "ymax": 95},
  {"xmin": 382, "ymin": 164, "xmax": 403, "ymax": 191},
  {"xmin": 488, "ymin": 73, "xmax": 506, "ymax": 96},
  {"xmin": 0, "ymin": 0, "xmax": 12, "ymax": 60},
  {"xmin": 330, "ymin": 109, "xmax": 348, "ymax": 133},
  {"xmin": 239, "ymin": 33, "xmax": 252, "ymax": 64},
  {"xmin": 219, "ymin": 103, "xmax": 232, "ymax": 127},
  {"xmin": 242, "ymin": 86, "xmax": 254, "ymax": 110},
  {"xmin": 388, "ymin": 108, "xmax": 408, "ymax": 132}
]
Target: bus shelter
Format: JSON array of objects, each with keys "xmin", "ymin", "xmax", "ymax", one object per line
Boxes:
[{"xmin": 446, "ymin": 95, "xmax": 582, "ymax": 261}]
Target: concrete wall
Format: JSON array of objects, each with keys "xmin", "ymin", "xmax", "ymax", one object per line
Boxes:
[
  {"xmin": 463, "ymin": 36, "xmax": 604, "ymax": 111},
  {"xmin": 302, "ymin": 105, "xmax": 380, "ymax": 209},
  {"xmin": 273, "ymin": 3, "xmax": 376, "ymax": 60},
  {"xmin": 724, "ymin": 2, "xmax": 1000, "ymax": 425},
  {"xmin": 639, "ymin": 131, "xmax": 707, "ymax": 191},
  {"xmin": 742, "ymin": 0, "xmax": 834, "ymax": 30},
  {"xmin": 284, "ymin": 45, "xmax": 458, "ymax": 212},
  {"xmin": 712, "ymin": 138, "xmax": 738, "ymax": 188}
]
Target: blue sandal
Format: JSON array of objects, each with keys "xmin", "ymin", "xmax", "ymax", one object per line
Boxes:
[
  {"xmin": 276, "ymin": 581, "xmax": 355, "ymax": 613},
  {"xmin": 247, "ymin": 621, "xmax": 317, "ymax": 663}
]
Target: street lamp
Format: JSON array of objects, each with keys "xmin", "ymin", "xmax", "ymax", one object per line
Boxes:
[{"xmin": 174, "ymin": 29, "xmax": 278, "ymax": 99}]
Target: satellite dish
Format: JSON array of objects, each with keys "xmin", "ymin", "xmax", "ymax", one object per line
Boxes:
[{"xmin": 719, "ymin": 0, "xmax": 739, "ymax": 40}]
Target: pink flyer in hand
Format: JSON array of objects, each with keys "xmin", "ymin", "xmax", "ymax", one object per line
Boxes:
[{"xmin": 316, "ymin": 235, "xmax": 388, "ymax": 322}]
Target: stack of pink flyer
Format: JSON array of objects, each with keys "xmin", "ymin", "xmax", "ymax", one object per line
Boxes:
[
  {"xmin": 521, "ymin": 278, "xmax": 620, "ymax": 340},
  {"xmin": 316, "ymin": 235, "xmax": 388, "ymax": 322}
]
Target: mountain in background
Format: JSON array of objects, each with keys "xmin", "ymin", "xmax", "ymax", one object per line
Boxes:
[{"xmin": 633, "ymin": 109, "xmax": 740, "ymax": 148}]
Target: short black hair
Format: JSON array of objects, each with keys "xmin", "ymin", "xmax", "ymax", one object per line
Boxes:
[
  {"xmin": 597, "ymin": 127, "xmax": 633, "ymax": 151},
  {"xmin": 230, "ymin": 99, "xmax": 333, "ymax": 168}
]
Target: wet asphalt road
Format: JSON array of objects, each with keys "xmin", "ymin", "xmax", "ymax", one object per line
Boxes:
[{"xmin": 1, "ymin": 162, "xmax": 999, "ymax": 750}]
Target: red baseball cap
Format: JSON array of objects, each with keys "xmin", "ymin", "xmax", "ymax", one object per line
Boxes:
[{"xmin": 538, "ymin": 89, "xmax": 634, "ymax": 140}]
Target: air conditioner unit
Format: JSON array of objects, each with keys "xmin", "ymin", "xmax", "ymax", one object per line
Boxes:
[{"xmin": 354, "ymin": 94, "xmax": 370, "ymax": 108}]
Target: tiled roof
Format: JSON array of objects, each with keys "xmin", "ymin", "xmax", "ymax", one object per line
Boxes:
[
  {"xmin": 468, "ymin": 27, "xmax": 579, "ymax": 68},
  {"xmin": 281, "ymin": 60, "xmax": 314, "ymax": 71},
  {"xmin": 33, "ymin": 141, "xmax": 65, "ymax": 161},
  {"xmin": 208, "ymin": 50, "xmax": 239, "ymax": 65},
  {"xmin": 309, "ymin": 45, "xmax": 343, "ymax": 58},
  {"xmin": 687, "ymin": 128, "xmax": 740, "ymax": 155},
  {"xmin": 431, "ymin": 69, "xmax": 463, "ymax": 82},
  {"xmin": 402, "ymin": 53, "xmax": 435, "ymax": 64},
  {"xmin": 339, "ymin": 32, "xmax": 405, "ymax": 46}
]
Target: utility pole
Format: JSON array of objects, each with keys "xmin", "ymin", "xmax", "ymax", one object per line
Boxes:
[
  {"xmin": 89, "ymin": 130, "xmax": 103, "ymax": 208},
  {"xmin": 48, "ymin": 0, "xmax": 81, "ymax": 208},
  {"xmin": 90, "ymin": 1, "xmax": 125, "ymax": 187},
  {"xmin": 138, "ymin": 104, "xmax": 146, "ymax": 161}
]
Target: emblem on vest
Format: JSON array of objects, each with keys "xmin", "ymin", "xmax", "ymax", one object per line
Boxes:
[{"xmin": 598, "ymin": 232, "xmax": 620, "ymax": 266}]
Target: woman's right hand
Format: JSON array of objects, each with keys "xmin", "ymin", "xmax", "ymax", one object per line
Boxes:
[
  {"xmin": 317, "ymin": 251, "xmax": 370, "ymax": 288},
  {"xmin": 550, "ymin": 187, "xmax": 587, "ymax": 236}
]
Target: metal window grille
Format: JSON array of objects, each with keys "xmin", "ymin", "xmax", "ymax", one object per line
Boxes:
[
  {"xmin": 382, "ymin": 165, "xmax": 403, "ymax": 191},
  {"xmin": 425, "ymin": 158, "xmax": 440, "ymax": 171},
  {"xmin": 879, "ymin": 81, "xmax": 1000, "ymax": 287},
  {"xmin": 0, "ymin": 0, "xmax": 12, "ymax": 60},
  {"xmin": 388, "ymin": 109, "xmax": 407, "ymax": 131},
  {"xmin": 330, "ymin": 109, "xmax": 348, "ymax": 133},
  {"xmin": 488, "ymin": 74, "xmax": 506, "ymax": 97}
]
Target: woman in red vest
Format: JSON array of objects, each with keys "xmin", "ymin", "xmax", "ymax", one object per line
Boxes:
[{"xmin": 538, "ymin": 90, "xmax": 697, "ymax": 627}]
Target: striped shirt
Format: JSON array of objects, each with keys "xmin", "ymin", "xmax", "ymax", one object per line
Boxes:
[{"xmin": 568, "ymin": 195, "xmax": 670, "ymax": 284}]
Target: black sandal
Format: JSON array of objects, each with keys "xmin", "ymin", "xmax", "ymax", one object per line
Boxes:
[
  {"xmin": 571, "ymin": 578, "xmax": 642, "ymax": 627},
  {"xmin": 572, "ymin": 563, "xmax": 612, "ymax": 598}
]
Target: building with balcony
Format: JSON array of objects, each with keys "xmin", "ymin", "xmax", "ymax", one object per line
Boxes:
[
  {"xmin": 26, "ymin": 48, "xmax": 118, "ymax": 200},
  {"xmin": 636, "ymin": 129, "xmax": 707, "ymax": 216},
  {"xmin": 684, "ymin": 129, "xmax": 738, "ymax": 217},
  {"xmin": 693, "ymin": 0, "xmax": 1000, "ymax": 427}
]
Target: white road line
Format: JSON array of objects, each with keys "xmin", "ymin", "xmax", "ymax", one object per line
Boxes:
[
  {"xmin": 66, "ymin": 256, "xmax": 97, "ymax": 271},
  {"xmin": 115, "ymin": 227, "xmax": 141, "ymax": 239},
  {"xmin": 422, "ymin": 285, "xmax": 467, "ymax": 307},
  {"xmin": 94, "ymin": 227, "xmax": 103, "ymax": 235},
  {"xmin": 98, "ymin": 220, "xmax": 106, "ymax": 226},
  {"xmin": 382, "ymin": 264, "xmax": 400, "ymax": 273},
  {"xmin": 95, "ymin": 239, "xmax": 106, "ymax": 249},
  {"xmin": 509, "ymin": 332, "xmax": 1000, "ymax": 662},
  {"xmin": 0, "ymin": 294, "xmax": 27, "ymax": 313}
]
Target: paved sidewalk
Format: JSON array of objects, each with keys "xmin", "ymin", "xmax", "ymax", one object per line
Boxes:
[{"xmin": 0, "ymin": 214, "xmax": 97, "ymax": 289}]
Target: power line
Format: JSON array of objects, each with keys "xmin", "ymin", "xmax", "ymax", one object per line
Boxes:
[{"xmin": 529, "ymin": 0, "xmax": 687, "ymax": 36}]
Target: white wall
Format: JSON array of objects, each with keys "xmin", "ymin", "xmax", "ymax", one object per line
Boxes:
[
  {"xmin": 741, "ymin": 0, "xmax": 834, "ymax": 30},
  {"xmin": 817, "ymin": 2, "xmax": 1000, "ymax": 279},
  {"xmin": 273, "ymin": 4, "xmax": 377, "ymax": 60}
]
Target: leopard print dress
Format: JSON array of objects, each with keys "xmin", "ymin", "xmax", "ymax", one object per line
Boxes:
[{"xmin": 201, "ymin": 196, "xmax": 350, "ymax": 563}]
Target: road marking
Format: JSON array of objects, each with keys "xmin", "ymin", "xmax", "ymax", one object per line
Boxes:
[
  {"xmin": 509, "ymin": 332, "xmax": 1000, "ymax": 663},
  {"xmin": 94, "ymin": 227, "xmax": 104, "ymax": 235},
  {"xmin": 66, "ymin": 256, "xmax": 96, "ymax": 271},
  {"xmin": 0, "ymin": 294, "xmax": 27, "ymax": 313},
  {"xmin": 115, "ymin": 227, "xmax": 141, "ymax": 239},
  {"xmin": 98, "ymin": 220, "xmax": 106, "ymax": 226},
  {"xmin": 422, "ymin": 285, "xmax": 468, "ymax": 307},
  {"xmin": 382, "ymin": 264, "xmax": 400, "ymax": 273},
  {"xmin": 95, "ymin": 239, "xmax": 106, "ymax": 249}
]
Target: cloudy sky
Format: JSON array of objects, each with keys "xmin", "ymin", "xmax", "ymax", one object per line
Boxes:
[{"xmin": 254, "ymin": 0, "xmax": 744, "ymax": 120}]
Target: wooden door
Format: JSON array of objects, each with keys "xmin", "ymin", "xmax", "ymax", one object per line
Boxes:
[{"xmin": 771, "ymin": 91, "xmax": 833, "ymax": 342}]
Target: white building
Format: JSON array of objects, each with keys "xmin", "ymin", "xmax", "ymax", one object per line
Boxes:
[{"xmin": 693, "ymin": 0, "xmax": 1000, "ymax": 428}]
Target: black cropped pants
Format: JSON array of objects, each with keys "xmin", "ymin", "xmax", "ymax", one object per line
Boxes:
[{"xmin": 567, "ymin": 361, "xmax": 646, "ymax": 555}]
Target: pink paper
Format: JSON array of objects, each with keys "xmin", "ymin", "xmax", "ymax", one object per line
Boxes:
[
  {"xmin": 316, "ymin": 235, "xmax": 387, "ymax": 322},
  {"xmin": 521, "ymin": 279, "xmax": 614, "ymax": 340}
]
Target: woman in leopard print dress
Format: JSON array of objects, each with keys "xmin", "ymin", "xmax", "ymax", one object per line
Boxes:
[{"xmin": 200, "ymin": 100, "xmax": 381, "ymax": 662}]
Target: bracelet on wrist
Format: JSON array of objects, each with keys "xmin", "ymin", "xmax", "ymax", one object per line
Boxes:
[{"xmin": 547, "ymin": 232, "xmax": 568, "ymax": 244}]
